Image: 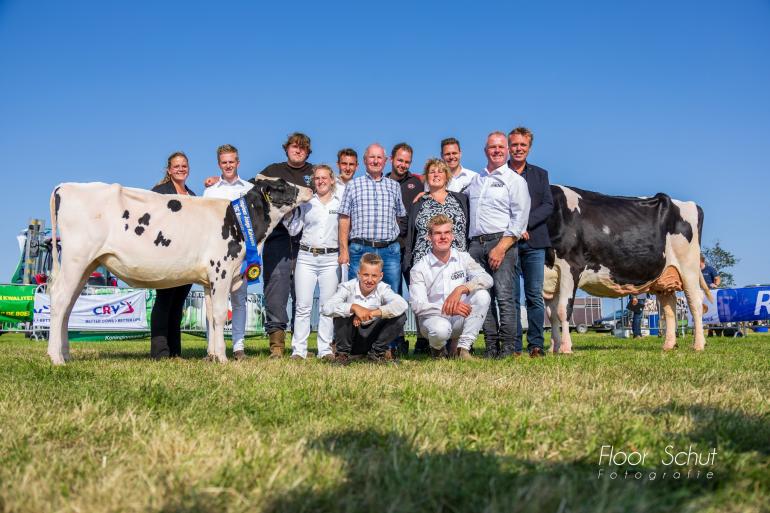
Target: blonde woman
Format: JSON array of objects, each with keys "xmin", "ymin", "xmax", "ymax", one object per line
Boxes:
[{"xmin": 285, "ymin": 164, "xmax": 340, "ymax": 360}]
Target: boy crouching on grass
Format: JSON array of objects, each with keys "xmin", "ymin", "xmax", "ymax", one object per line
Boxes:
[
  {"xmin": 409, "ymin": 214, "xmax": 492, "ymax": 359},
  {"xmin": 321, "ymin": 253, "xmax": 407, "ymax": 365}
]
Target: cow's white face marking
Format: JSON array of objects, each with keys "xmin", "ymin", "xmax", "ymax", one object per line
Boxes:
[
  {"xmin": 557, "ymin": 185, "xmax": 582, "ymax": 213},
  {"xmin": 602, "ymin": 225, "xmax": 610, "ymax": 235}
]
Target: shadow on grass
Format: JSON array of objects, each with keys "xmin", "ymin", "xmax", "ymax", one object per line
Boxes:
[
  {"xmin": 648, "ymin": 402, "xmax": 770, "ymax": 456},
  {"xmin": 260, "ymin": 429, "xmax": 723, "ymax": 513}
]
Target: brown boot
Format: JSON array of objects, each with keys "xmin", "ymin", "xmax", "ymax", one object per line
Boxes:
[{"xmin": 268, "ymin": 330, "xmax": 285, "ymax": 359}]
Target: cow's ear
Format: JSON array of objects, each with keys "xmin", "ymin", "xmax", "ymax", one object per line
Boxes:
[{"xmin": 248, "ymin": 177, "xmax": 256, "ymax": 185}]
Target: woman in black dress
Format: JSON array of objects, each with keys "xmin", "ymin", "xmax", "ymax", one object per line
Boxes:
[{"xmin": 149, "ymin": 152, "xmax": 196, "ymax": 358}]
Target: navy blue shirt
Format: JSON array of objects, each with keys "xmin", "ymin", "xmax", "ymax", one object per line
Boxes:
[
  {"xmin": 702, "ymin": 264, "xmax": 719, "ymax": 286},
  {"xmin": 510, "ymin": 162, "xmax": 554, "ymax": 249}
]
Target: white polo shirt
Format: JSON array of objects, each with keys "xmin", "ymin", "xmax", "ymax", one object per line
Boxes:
[
  {"xmin": 284, "ymin": 194, "xmax": 340, "ymax": 249},
  {"xmin": 202, "ymin": 176, "xmax": 253, "ymax": 201},
  {"xmin": 446, "ymin": 166, "xmax": 477, "ymax": 193},
  {"xmin": 322, "ymin": 279, "xmax": 408, "ymax": 323},
  {"xmin": 465, "ymin": 164, "xmax": 530, "ymax": 238},
  {"xmin": 409, "ymin": 249, "xmax": 493, "ymax": 317}
]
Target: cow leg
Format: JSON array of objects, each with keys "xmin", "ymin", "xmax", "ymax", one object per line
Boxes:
[
  {"xmin": 555, "ymin": 263, "xmax": 576, "ymax": 354},
  {"xmin": 547, "ymin": 296, "xmax": 561, "ymax": 353},
  {"xmin": 682, "ymin": 272, "xmax": 707, "ymax": 351},
  {"xmin": 48, "ymin": 259, "xmax": 96, "ymax": 364},
  {"xmin": 207, "ymin": 284, "xmax": 229, "ymax": 363},
  {"xmin": 658, "ymin": 292, "xmax": 678, "ymax": 350}
]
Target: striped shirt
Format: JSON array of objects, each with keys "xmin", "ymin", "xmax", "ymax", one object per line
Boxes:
[{"xmin": 338, "ymin": 173, "xmax": 407, "ymax": 241}]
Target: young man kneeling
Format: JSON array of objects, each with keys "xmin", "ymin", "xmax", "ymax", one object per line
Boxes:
[
  {"xmin": 409, "ymin": 214, "xmax": 493, "ymax": 359},
  {"xmin": 322, "ymin": 253, "xmax": 408, "ymax": 365}
]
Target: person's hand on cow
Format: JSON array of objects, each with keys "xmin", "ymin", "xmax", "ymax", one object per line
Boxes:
[
  {"xmin": 204, "ymin": 175, "xmax": 219, "ymax": 187},
  {"xmin": 442, "ymin": 284, "xmax": 470, "ymax": 316}
]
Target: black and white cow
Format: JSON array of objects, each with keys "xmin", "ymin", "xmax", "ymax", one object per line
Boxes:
[
  {"xmin": 543, "ymin": 185, "xmax": 713, "ymax": 353},
  {"xmin": 47, "ymin": 176, "xmax": 312, "ymax": 364}
]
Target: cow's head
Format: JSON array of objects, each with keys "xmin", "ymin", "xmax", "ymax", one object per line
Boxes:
[{"xmin": 241, "ymin": 176, "xmax": 313, "ymax": 244}]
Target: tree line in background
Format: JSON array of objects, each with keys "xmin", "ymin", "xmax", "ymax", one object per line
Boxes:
[{"xmin": 703, "ymin": 241, "xmax": 739, "ymax": 287}]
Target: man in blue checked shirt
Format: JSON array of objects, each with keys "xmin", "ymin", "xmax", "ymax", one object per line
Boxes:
[{"xmin": 338, "ymin": 143, "xmax": 407, "ymax": 295}]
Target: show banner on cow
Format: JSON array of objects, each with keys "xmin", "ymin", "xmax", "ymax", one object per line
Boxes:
[
  {"xmin": 0, "ymin": 284, "xmax": 36, "ymax": 323},
  {"xmin": 34, "ymin": 289, "xmax": 147, "ymax": 330},
  {"xmin": 702, "ymin": 286, "xmax": 770, "ymax": 324}
]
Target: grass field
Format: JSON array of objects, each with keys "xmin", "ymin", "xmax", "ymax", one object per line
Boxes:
[{"xmin": 0, "ymin": 332, "xmax": 768, "ymax": 513}]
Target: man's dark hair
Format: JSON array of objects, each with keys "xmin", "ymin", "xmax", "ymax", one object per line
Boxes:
[
  {"xmin": 337, "ymin": 148, "xmax": 358, "ymax": 161},
  {"xmin": 391, "ymin": 142, "xmax": 413, "ymax": 159},
  {"xmin": 440, "ymin": 137, "xmax": 461, "ymax": 152}
]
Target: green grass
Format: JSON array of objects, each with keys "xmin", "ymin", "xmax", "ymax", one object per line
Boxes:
[{"xmin": 0, "ymin": 332, "xmax": 768, "ymax": 513}]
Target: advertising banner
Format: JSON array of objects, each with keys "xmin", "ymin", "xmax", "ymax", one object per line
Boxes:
[
  {"xmin": 33, "ymin": 289, "xmax": 147, "ymax": 330},
  {"xmin": 702, "ymin": 287, "xmax": 770, "ymax": 324},
  {"xmin": 0, "ymin": 284, "xmax": 36, "ymax": 323}
]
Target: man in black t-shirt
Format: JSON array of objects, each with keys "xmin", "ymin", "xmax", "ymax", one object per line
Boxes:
[
  {"xmin": 260, "ymin": 132, "xmax": 314, "ymax": 358},
  {"xmin": 386, "ymin": 142, "xmax": 424, "ymax": 356}
]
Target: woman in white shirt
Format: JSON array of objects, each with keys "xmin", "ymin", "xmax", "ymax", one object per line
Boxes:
[{"xmin": 285, "ymin": 164, "xmax": 341, "ymax": 360}]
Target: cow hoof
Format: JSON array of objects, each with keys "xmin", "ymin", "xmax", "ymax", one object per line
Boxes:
[
  {"xmin": 203, "ymin": 354, "xmax": 228, "ymax": 363},
  {"xmin": 49, "ymin": 355, "xmax": 66, "ymax": 366},
  {"xmin": 693, "ymin": 345, "xmax": 705, "ymax": 352},
  {"xmin": 662, "ymin": 344, "xmax": 677, "ymax": 351}
]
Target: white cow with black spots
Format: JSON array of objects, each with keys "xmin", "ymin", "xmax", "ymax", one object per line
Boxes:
[{"xmin": 46, "ymin": 176, "xmax": 312, "ymax": 364}]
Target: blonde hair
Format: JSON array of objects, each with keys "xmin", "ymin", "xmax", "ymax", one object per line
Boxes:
[
  {"xmin": 312, "ymin": 164, "xmax": 336, "ymax": 193},
  {"xmin": 423, "ymin": 158, "xmax": 451, "ymax": 185},
  {"xmin": 427, "ymin": 214, "xmax": 453, "ymax": 235},
  {"xmin": 360, "ymin": 252, "xmax": 384, "ymax": 269}
]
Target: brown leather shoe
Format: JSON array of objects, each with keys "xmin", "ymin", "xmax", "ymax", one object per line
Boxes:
[
  {"xmin": 529, "ymin": 347, "xmax": 546, "ymax": 358},
  {"xmin": 430, "ymin": 347, "xmax": 447, "ymax": 359},
  {"xmin": 290, "ymin": 354, "xmax": 305, "ymax": 361},
  {"xmin": 268, "ymin": 330, "xmax": 285, "ymax": 359},
  {"xmin": 321, "ymin": 354, "xmax": 335, "ymax": 362},
  {"xmin": 333, "ymin": 353, "xmax": 351, "ymax": 366},
  {"xmin": 233, "ymin": 350, "xmax": 247, "ymax": 361},
  {"xmin": 457, "ymin": 348, "xmax": 473, "ymax": 360}
]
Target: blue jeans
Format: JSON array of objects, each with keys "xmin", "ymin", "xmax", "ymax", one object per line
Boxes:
[
  {"xmin": 348, "ymin": 241, "xmax": 402, "ymax": 293},
  {"xmin": 468, "ymin": 237, "xmax": 518, "ymax": 357},
  {"xmin": 514, "ymin": 242, "xmax": 546, "ymax": 353},
  {"xmin": 632, "ymin": 309, "xmax": 643, "ymax": 337}
]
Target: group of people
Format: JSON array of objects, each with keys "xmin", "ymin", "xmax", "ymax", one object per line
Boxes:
[{"xmin": 149, "ymin": 127, "xmax": 558, "ymax": 363}]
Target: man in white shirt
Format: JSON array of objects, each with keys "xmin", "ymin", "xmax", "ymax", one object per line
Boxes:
[
  {"xmin": 465, "ymin": 132, "xmax": 531, "ymax": 358},
  {"xmin": 322, "ymin": 252, "xmax": 408, "ymax": 365},
  {"xmin": 409, "ymin": 214, "xmax": 492, "ymax": 359},
  {"xmin": 203, "ymin": 144, "xmax": 253, "ymax": 360},
  {"xmin": 440, "ymin": 137, "xmax": 477, "ymax": 193}
]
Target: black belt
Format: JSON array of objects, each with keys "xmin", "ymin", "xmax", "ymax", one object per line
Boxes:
[
  {"xmin": 350, "ymin": 238, "xmax": 396, "ymax": 249},
  {"xmin": 300, "ymin": 244, "xmax": 339, "ymax": 255},
  {"xmin": 470, "ymin": 232, "xmax": 504, "ymax": 243}
]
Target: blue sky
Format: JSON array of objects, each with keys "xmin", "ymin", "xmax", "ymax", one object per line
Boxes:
[{"xmin": 1, "ymin": 0, "xmax": 768, "ymax": 288}]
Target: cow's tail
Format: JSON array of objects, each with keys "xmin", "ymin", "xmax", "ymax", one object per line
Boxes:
[
  {"xmin": 695, "ymin": 203, "xmax": 714, "ymax": 303},
  {"xmin": 49, "ymin": 186, "xmax": 61, "ymax": 284}
]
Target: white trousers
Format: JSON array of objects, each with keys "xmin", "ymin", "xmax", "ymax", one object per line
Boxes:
[
  {"xmin": 230, "ymin": 279, "xmax": 248, "ymax": 352},
  {"xmin": 419, "ymin": 289, "xmax": 491, "ymax": 350},
  {"xmin": 291, "ymin": 250, "xmax": 339, "ymax": 358}
]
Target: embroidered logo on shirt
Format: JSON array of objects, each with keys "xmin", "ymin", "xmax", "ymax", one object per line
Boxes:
[
  {"xmin": 450, "ymin": 270, "xmax": 465, "ymax": 280},
  {"xmin": 329, "ymin": 209, "xmax": 338, "ymax": 215},
  {"xmin": 491, "ymin": 182, "xmax": 505, "ymax": 188},
  {"xmin": 408, "ymin": 183, "xmax": 415, "ymax": 189}
]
